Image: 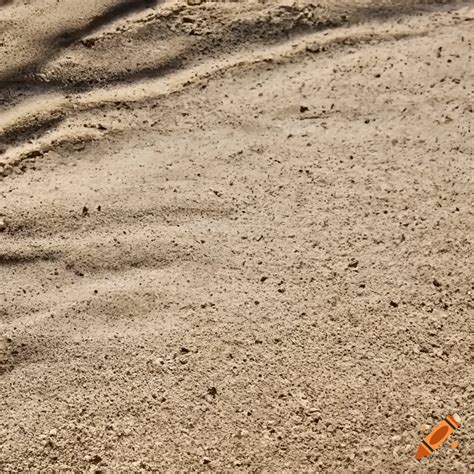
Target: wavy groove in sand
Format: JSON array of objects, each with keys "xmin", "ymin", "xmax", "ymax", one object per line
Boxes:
[
  {"xmin": 1, "ymin": 2, "xmax": 469, "ymax": 168},
  {"xmin": 0, "ymin": 18, "xmax": 439, "ymax": 174}
]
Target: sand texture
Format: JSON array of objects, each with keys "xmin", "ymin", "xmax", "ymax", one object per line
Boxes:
[{"xmin": 0, "ymin": 0, "xmax": 473, "ymax": 471}]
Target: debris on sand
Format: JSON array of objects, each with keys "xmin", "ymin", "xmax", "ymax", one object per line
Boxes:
[
  {"xmin": 420, "ymin": 424, "xmax": 430, "ymax": 433},
  {"xmin": 0, "ymin": 336, "xmax": 11, "ymax": 371},
  {"xmin": 347, "ymin": 259, "xmax": 359, "ymax": 268},
  {"xmin": 207, "ymin": 387, "xmax": 217, "ymax": 398}
]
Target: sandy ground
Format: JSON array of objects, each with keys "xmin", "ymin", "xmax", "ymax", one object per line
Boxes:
[{"xmin": 0, "ymin": 0, "xmax": 473, "ymax": 471}]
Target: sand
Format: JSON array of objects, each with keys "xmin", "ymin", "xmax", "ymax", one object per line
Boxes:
[{"xmin": 0, "ymin": 0, "xmax": 473, "ymax": 471}]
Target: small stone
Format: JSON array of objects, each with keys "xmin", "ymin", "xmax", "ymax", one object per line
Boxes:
[
  {"xmin": 44, "ymin": 438, "xmax": 55, "ymax": 448},
  {"xmin": 347, "ymin": 259, "xmax": 359, "ymax": 268},
  {"xmin": 300, "ymin": 105, "xmax": 309, "ymax": 113},
  {"xmin": 81, "ymin": 38, "xmax": 96, "ymax": 48},
  {"xmin": 49, "ymin": 429, "xmax": 58, "ymax": 436},
  {"xmin": 433, "ymin": 278, "xmax": 442, "ymax": 287},
  {"xmin": 0, "ymin": 217, "xmax": 6, "ymax": 232},
  {"xmin": 389, "ymin": 300, "xmax": 399, "ymax": 308},
  {"xmin": 180, "ymin": 347, "xmax": 190, "ymax": 354},
  {"xmin": 85, "ymin": 454, "xmax": 102, "ymax": 464},
  {"xmin": 82, "ymin": 206, "xmax": 89, "ymax": 217},
  {"xmin": 202, "ymin": 457, "xmax": 211, "ymax": 464},
  {"xmin": 208, "ymin": 387, "xmax": 217, "ymax": 397},
  {"xmin": 420, "ymin": 424, "xmax": 430, "ymax": 433}
]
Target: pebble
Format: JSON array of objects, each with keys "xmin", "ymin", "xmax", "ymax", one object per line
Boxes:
[
  {"xmin": 420, "ymin": 423, "xmax": 430, "ymax": 433},
  {"xmin": 85, "ymin": 454, "xmax": 102, "ymax": 464},
  {"xmin": 208, "ymin": 387, "xmax": 217, "ymax": 397},
  {"xmin": 81, "ymin": 38, "xmax": 96, "ymax": 48},
  {"xmin": 0, "ymin": 217, "xmax": 6, "ymax": 232}
]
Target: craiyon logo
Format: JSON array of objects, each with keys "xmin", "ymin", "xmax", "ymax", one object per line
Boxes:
[{"xmin": 416, "ymin": 414, "xmax": 461, "ymax": 460}]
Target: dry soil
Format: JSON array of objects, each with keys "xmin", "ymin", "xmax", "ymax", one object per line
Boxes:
[{"xmin": 0, "ymin": 0, "xmax": 473, "ymax": 471}]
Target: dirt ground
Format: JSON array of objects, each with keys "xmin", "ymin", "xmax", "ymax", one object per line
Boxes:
[{"xmin": 0, "ymin": 0, "xmax": 473, "ymax": 471}]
